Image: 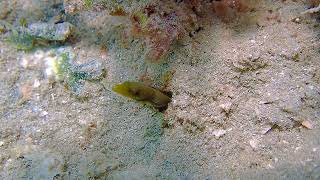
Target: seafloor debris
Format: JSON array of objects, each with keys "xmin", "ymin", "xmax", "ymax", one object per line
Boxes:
[
  {"xmin": 302, "ymin": 4, "xmax": 320, "ymax": 14},
  {"xmin": 4, "ymin": 21, "xmax": 74, "ymax": 50},
  {"xmin": 260, "ymin": 125, "xmax": 273, "ymax": 135},
  {"xmin": 219, "ymin": 102, "xmax": 233, "ymax": 114},
  {"xmin": 27, "ymin": 22, "xmax": 75, "ymax": 41},
  {"xmin": 68, "ymin": 0, "xmax": 256, "ymax": 62},
  {"xmin": 45, "ymin": 48, "xmax": 106, "ymax": 95},
  {"xmin": 112, "ymin": 81, "xmax": 171, "ymax": 110},
  {"xmin": 210, "ymin": 129, "xmax": 227, "ymax": 139},
  {"xmin": 249, "ymin": 138, "xmax": 259, "ymax": 151},
  {"xmin": 301, "ymin": 120, "xmax": 314, "ymax": 129}
]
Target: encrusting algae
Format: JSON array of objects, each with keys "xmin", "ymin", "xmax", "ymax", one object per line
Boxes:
[
  {"xmin": 112, "ymin": 81, "xmax": 171, "ymax": 110},
  {"xmin": 2, "ymin": 20, "xmax": 74, "ymax": 50},
  {"xmin": 45, "ymin": 48, "xmax": 106, "ymax": 95}
]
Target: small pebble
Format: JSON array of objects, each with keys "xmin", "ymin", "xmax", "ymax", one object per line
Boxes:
[
  {"xmin": 282, "ymin": 140, "xmax": 289, "ymax": 144},
  {"xmin": 301, "ymin": 120, "xmax": 313, "ymax": 129},
  {"xmin": 26, "ymin": 137, "xmax": 33, "ymax": 144},
  {"xmin": 20, "ymin": 84, "xmax": 32, "ymax": 100},
  {"xmin": 219, "ymin": 102, "xmax": 232, "ymax": 114},
  {"xmin": 20, "ymin": 58, "xmax": 29, "ymax": 68},
  {"xmin": 34, "ymin": 50, "xmax": 45, "ymax": 60},
  {"xmin": 292, "ymin": 17, "xmax": 301, "ymax": 23},
  {"xmin": 267, "ymin": 164, "xmax": 274, "ymax": 169},
  {"xmin": 295, "ymin": 146, "xmax": 302, "ymax": 152},
  {"xmin": 33, "ymin": 79, "xmax": 40, "ymax": 88},
  {"xmin": 260, "ymin": 125, "xmax": 272, "ymax": 135},
  {"xmin": 211, "ymin": 129, "xmax": 227, "ymax": 138},
  {"xmin": 39, "ymin": 111, "xmax": 48, "ymax": 117},
  {"xmin": 249, "ymin": 139, "xmax": 259, "ymax": 150}
]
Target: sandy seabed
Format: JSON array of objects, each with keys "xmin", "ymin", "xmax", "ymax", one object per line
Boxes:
[{"xmin": 0, "ymin": 0, "xmax": 319, "ymax": 179}]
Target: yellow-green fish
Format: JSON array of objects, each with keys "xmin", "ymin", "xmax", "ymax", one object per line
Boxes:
[{"xmin": 112, "ymin": 81, "xmax": 171, "ymax": 110}]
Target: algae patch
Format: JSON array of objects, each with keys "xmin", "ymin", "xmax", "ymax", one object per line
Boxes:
[
  {"xmin": 6, "ymin": 29, "xmax": 36, "ymax": 50},
  {"xmin": 45, "ymin": 48, "xmax": 106, "ymax": 95},
  {"xmin": 3, "ymin": 21, "xmax": 74, "ymax": 50}
]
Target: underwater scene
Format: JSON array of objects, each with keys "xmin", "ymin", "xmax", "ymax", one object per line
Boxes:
[{"xmin": 0, "ymin": 0, "xmax": 320, "ymax": 179}]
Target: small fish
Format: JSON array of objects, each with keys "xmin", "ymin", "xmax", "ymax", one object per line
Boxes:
[{"xmin": 112, "ymin": 81, "xmax": 171, "ymax": 110}]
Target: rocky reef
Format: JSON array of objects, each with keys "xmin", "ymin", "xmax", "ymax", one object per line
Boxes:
[{"xmin": 63, "ymin": 0, "xmax": 257, "ymax": 62}]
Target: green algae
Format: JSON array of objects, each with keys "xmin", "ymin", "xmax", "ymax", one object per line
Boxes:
[
  {"xmin": 6, "ymin": 29, "xmax": 36, "ymax": 50},
  {"xmin": 19, "ymin": 17, "xmax": 28, "ymax": 27},
  {"xmin": 48, "ymin": 50, "xmax": 106, "ymax": 95},
  {"xmin": 5, "ymin": 21, "xmax": 74, "ymax": 51},
  {"xmin": 84, "ymin": 0, "xmax": 94, "ymax": 8}
]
